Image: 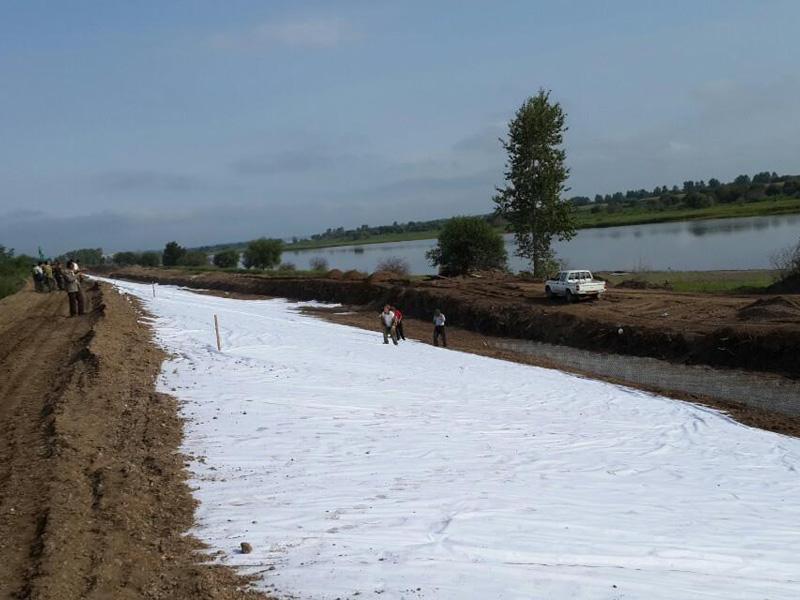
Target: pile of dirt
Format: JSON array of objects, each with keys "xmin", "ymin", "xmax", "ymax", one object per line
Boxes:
[
  {"xmin": 326, "ymin": 268, "xmax": 344, "ymax": 280},
  {"xmin": 615, "ymin": 279, "xmax": 673, "ymax": 290},
  {"xmin": 342, "ymin": 269, "xmax": 367, "ymax": 280},
  {"xmin": 0, "ymin": 284, "xmax": 270, "ymax": 599},
  {"xmin": 368, "ymin": 270, "xmax": 403, "ymax": 283},
  {"xmin": 738, "ymin": 296, "xmax": 800, "ymax": 322}
]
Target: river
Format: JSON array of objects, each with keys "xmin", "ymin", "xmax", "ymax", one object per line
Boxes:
[{"xmin": 282, "ymin": 214, "xmax": 800, "ymax": 274}]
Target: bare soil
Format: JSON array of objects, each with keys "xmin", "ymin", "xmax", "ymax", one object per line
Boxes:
[
  {"xmin": 0, "ymin": 284, "xmax": 270, "ymax": 600},
  {"xmin": 100, "ymin": 267, "xmax": 800, "ymax": 377}
]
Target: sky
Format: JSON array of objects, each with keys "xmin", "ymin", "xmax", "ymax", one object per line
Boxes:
[{"xmin": 1, "ymin": 0, "xmax": 799, "ymax": 255}]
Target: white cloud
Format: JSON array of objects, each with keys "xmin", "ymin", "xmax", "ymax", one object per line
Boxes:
[{"xmin": 211, "ymin": 17, "xmax": 356, "ymax": 50}]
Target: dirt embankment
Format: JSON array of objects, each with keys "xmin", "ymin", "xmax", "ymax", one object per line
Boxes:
[
  {"xmin": 0, "ymin": 284, "xmax": 269, "ymax": 600},
  {"xmin": 100, "ymin": 267, "xmax": 800, "ymax": 378}
]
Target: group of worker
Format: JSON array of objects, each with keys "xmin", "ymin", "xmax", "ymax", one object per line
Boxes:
[
  {"xmin": 31, "ymin": 260, "xmax": 86, "ymax": 316},
  {"xmin": 379, "ymin": 305, "xmax": 447, "ymax": 347}
]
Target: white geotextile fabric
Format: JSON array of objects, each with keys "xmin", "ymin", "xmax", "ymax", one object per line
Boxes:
[{"xmin": 105, "ymin": 278, "xmax": 800, "ymax": 600}]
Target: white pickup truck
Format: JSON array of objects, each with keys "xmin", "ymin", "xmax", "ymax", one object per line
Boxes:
[{"xmin": 545, "ymin": 270, "xmax": 606, "ymax": 302}]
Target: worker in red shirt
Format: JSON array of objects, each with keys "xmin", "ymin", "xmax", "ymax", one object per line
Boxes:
[{"xmin": 391, "ymin": 306, "xmax": 406, "ymax": 341}]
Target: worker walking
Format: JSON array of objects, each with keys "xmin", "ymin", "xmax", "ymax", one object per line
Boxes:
[
  {"xmin": 63, "ymin": 261, "xmax": 85, "ymax": 317},
  {"xmin": 380, "ymin": 304, "xmax": 398, "ymax": 345},
  {"xmin": 433, "ymin": 308, "xmax": 447, "ymax": 347}
]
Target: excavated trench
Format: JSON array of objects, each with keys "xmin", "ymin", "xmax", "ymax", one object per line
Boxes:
[{"xmin": 102, "ymin": 268, "xmax": 800, "ymax": 379}]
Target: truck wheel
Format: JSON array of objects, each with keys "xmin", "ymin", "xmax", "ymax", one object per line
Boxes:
[
  {"xmin": 545, "ymin": 286, "xmax": 553, "ymax": 300},
  {"xmin": 565, "ymin": 290, "xmax": 574, "ymax": 303}
]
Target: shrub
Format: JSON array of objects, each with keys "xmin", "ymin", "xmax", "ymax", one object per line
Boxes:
[
  {"xmin": 309, "ymin": 256, "xmax": 328, "ymax": 271},
  {"xmin": 685, "ymin": 192, "xmax": 714, "ymax": 209},
  {"xmin": 771, "ymin": 238, "xmax": 800, "ymax": 281},
  {"xmin": 213, "ymin": 249, "xmax": 240, "ymax": 269},
  {"xmin": 278, "ymin": 262, "xmax": 296, "ymax": 272},
  {"xmin": 113, "ymin": 251, "xmax": 140, "ymax": 266},
  {"xmin": 56, "ymin": 248, "xmax": 104, "ymax": 266},
  {"xmin": 0, "ymin": 247, "xmax": 32, "ymax": 299},
  {"xmin": 243, "ymin": 238, "xmax": 283, "ymax": 269},
  {"xmin": 376, "ymin": 256, "xmax": 410, "ymax": 276},
  {"xmin": 139, "ymin": 251, "xmax": 161, "ymax": 267},
  {"xmin": 162, "ymin": 241, "xmax": 186, "ymax": 266},
  {"xmin": 179, "ymin": 250, "xmax": 209, "ymax": 267},
  {"xmin": 425, "ymin": 216, "xmax": 507, "ymax": 276}
]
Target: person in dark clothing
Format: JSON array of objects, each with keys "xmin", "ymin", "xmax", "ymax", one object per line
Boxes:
[
  {"xmin": 63, "ymin": 261, "xmax": 85, "ymax": 316},
  {"xmin": 392, "ymin": 306, "xmax": 406, "ymax": 341},
  {"xmin": 53, "ymin": 261, "xmax": 65, "ymax": 291},
  {"xmin": 433, "ymin": 308, "xmax": 447, "ymax": 347}
]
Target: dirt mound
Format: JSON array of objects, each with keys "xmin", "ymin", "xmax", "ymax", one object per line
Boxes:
[
  {"xmin": 368, "ymin": 270, "xmax": 400, "ymax": 283},
  {"xmin": 326, "ymin": 268, "xmax": 344, "ymax": 280},
  {"xmin": 767, "ymin": 273, "xmax": 800, "ymax": 293},
  {"xmin": 0, "ymin": 285, "xmax": 270, "ymax": 599},
  {"xmin": 616, "ymin": 279, "xmax": 673, "ymax": 290},
  {"xmin": 738, "ymin": 296, "xmax": 800, "ymax": 322},
  {"xmin": 343, "ymin": 269, "xmax": 367, "ymax": 280}
]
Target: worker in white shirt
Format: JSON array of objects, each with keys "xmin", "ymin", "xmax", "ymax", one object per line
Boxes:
[{"xmin": 379, "ymin": 304, "xmax": 398, "ymax": 345}]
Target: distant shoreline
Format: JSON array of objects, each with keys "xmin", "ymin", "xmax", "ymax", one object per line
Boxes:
[{"xmin": 282, "ymin": 197, "xmax": 800, "ymax": 251}]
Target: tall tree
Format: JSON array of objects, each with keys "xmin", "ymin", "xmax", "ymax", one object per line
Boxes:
[
  {"xmin": 162, "ymin": 241, "xmax": 186, "ymax": 266},
  {"xmin": 493, "ymin": 90, "xmax": 574, "ymax": 278}
]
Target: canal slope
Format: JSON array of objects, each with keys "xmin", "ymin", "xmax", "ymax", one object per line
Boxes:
[{"xmin": 99, "ymin": 267, "xmax": 800, "ymax": 379}]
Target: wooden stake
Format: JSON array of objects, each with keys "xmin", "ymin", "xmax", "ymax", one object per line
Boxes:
[
  {"xmin": 152, "ymin": 283, "xmax": 156, "ymax": 298},
  {"xmin": 214, "ymin": 314, "xmax": 222, "ymax": 351}
]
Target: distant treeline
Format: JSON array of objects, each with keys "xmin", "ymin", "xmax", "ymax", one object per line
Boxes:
[
  {"xmin": 49, "ymin": 170, "xmax": 800, "ymax": 268},
  {"xmin": 569, "ymin": 171, "xmax": 800, "ymax": 212},
  {"xmin": 284, "ymin": 171, "xmax": 800, "ymax": 245}
]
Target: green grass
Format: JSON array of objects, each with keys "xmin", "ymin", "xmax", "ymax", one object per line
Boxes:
[
  {"xmin": 597, "ymin": 269, "xmax": 778, "ymax": 294},
  {"xmin": 574, "ymin": 196, "xmax": 800, "ymax": 229},
  {"xmin": 284, "ymin": 229, "xmax": 442, "ymax": 251}
]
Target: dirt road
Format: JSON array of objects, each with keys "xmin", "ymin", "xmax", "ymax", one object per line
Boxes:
[{"xmin": 0, "ymin": 285, "xmax": 268, "ymax": 599}]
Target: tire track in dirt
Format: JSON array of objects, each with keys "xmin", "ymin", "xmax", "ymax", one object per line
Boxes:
[
  {"xmin": 0, "ymin": 287, "xmax": 92, "ymax": 598},
  {"xmin": 0, "ymin": 284, "xmax": 271, "ymax": 600}
]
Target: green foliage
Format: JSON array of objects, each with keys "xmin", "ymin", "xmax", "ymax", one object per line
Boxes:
[
  {"xmin": 113, "ymin": 251, "xmax": 140, "ymax": 266},
  {"xmin": 493, "ymin": 90, "xmax": 575, "ymax": 278},
  {"xmin": 212, "ymin": 248, "xmax": 240, "ymax": 269},
  {"xmin": 0, "ymin": 245, "xmax": 34, "ymax": 299},
  {"xmin": 179, "ymin": 250, "xmax": 209, "ymax": 267},
  {"xmin": 426, "ymin": 216, "xmax": 507, "ymax": 275},
  {"xmin": 685, "ymin": 191, "xmax": 714, "ymax": 209},
  {"xmin": 162, "ymin": 241, "xmax": 186, "ymax": 266},
  {"xmin": 771, "ymin": 237, "xmax": 800, "ymax": 282},
  {"xmin": 56, "ymin": 248, "xmax": 104, "ymax": 266},
  {"xmin": 243, "ymin": 238, "xmax": 283, "ymax": 269},
  {"xmin": 139, "ymin": 251, "xmax": 161, "ymax": 267}
]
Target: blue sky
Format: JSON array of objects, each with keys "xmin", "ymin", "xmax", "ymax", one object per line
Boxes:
[{"xmin": 1, "ymin": 0, "xmax": 799, "ymax": 254}]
